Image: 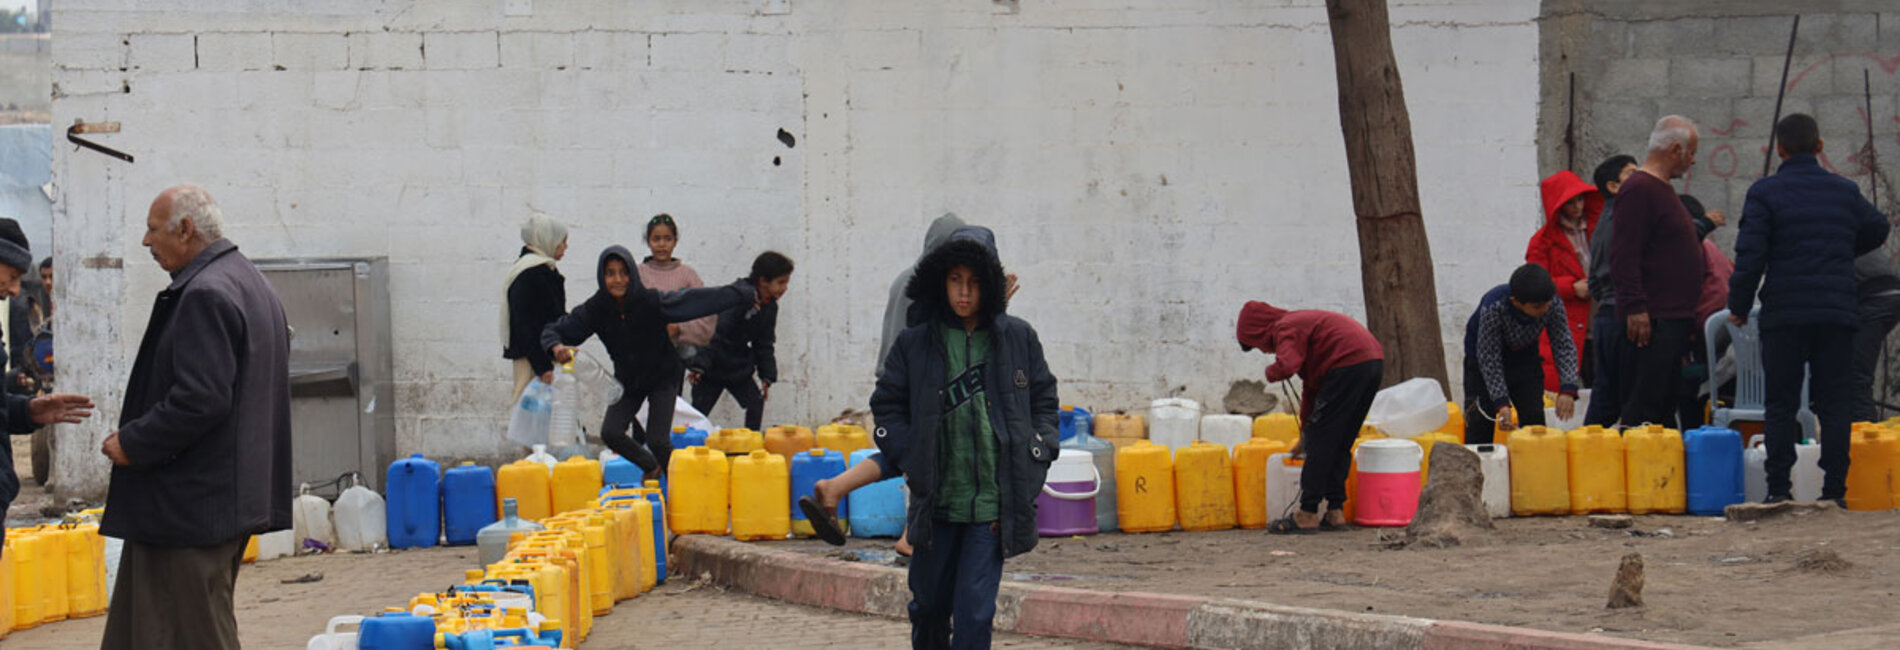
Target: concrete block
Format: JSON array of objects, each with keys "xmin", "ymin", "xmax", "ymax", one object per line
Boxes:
[
  {"xmin": 1800, "ymin": 13, "xmax": 1879, "ymax": 51},
  {"xmin": 312, "ymin": 70, "xmax": 361, "ymax": 109},
  {"xmin": 1669, "ymin": 57, "xmax": 1752, "ymax": 98},
  {"xmin": 197, "ymin": 32, "xmax": 273, "ymax": 72},
  {"xmin": 423, "ymin": 31, "xmax": 500, "ymax": 70},
  {"xmin": 1713, "ymin": 15, "xmax": 1798, "ymax": 57},
  {"xmin": 348, "ymin": 31, "xmax": 424, "ymax": 70},
  {"xmin": 500, "ymin": 31, "xmax": 572, "ymax": 69},
  {"xmin": 1596, "ymin": 58, "xmax": 1670, "ymax": 99},
  {"xmin": 841, "ymin": 28, "xmax": 921, "ymax": 71},
  {"xmin": 51, "ymin": 70, "xmax": 126, "ymax": 98},
  {"xmin": 570, "ymin": 30, "xmax": 648, "ymax": 70},
  {"xmin": 273, "ymin": 32, "xmax": 349, "ymax": 71},
  {"xmin": 54, "ymin": 33, "xmax": 126, "ymax": 71},
  {"xmin": 649, "ymin": 33, "xmax": 723, "ymax": 71},
  {"xmin": 1629, "ymin": 18, "xmax": 1713, "ymax": 58},
  {"xmin": 1186, "ymin": 601, "xmax": 1430, "ymax": 650},
  {"xmin": 127, "ymin": 34, "xmax": 195, "ymax": 72},
  {"xmin": 352, "ymin": 70, "xmax": 427, "ymax": 109}
]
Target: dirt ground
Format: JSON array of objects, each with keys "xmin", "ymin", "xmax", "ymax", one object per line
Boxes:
[{"xmin": 778, "ymin": 508, "xmax": 1900, "ymax": 648}]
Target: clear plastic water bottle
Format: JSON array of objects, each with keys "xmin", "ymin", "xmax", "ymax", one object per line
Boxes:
[{"xmin": 549, "ymin": 363, "xmax": 579, "ymax": 454}]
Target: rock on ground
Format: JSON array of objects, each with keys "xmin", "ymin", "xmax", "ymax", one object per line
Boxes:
[
  {"xmin": 1399, "ymin": 443, "xmax": 1492, "ymax": 549},
  {"xmin": 1607, "ymin": 552, "xmax": 1644, "ymax": 609},
  {"xmin": 1222, "ymin": 380, "xmax": 1279, "ymax": 417}
]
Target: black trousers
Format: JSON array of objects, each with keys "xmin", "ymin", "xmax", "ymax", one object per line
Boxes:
[
  {"xmin": 1463, "ymin": 349, "xmax": 1547, "ymax": 445},
  {"xmin": 1583, "ymin": 309, "xmax": 1626, "ymax": 427},
  {"xmin": 692, "ymin": 374, "xmax": 765, "ymax": 431},
  {"xmin": 1762, "ymin": 324, "xmax": 1855, "ymax": 499},
  {"xmin": 100, "ymin": 536, "xmax": 248, "ymax": 649},
  {"xmin": 1851, "ymin": 293, "xmax": 1900, "ymax": 422},
  {"xmin": 1617, "ymin": 317, "xmax": 1694, "ymax": 428},
  {"xmin": 1297, "ymin": 359, "xmax": 1384, "ymax": 513},
  {"xmin": 602, "ymin": 377, "xmax": 680, "ymax": 477}
]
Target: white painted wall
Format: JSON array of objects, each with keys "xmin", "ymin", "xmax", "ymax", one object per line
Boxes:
[{"xmin": 49, "ymin": 0, "xmax": 1539, "ymax": 497}]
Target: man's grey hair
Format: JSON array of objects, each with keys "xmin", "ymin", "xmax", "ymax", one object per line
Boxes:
[
  {"xmin": 1647, "ymin": 115, "xmax": 1697, "ymax": 155},
  {"xmin": 167, "ymin": 185, "xmax": 224, "ymax": 242}
]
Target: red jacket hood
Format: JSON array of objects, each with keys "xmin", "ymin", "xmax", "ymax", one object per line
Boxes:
[
  {"xmin": 1236, "ymin": 301, "xmax": 1286, "ymax": 351},
  {"xmin": 1539, "ymin": 170, "xmax": 1603, "ymax": 231}
]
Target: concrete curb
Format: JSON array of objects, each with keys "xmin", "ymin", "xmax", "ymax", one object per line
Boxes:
[{"xmin": 672, "ymin": 535, "xmax": 1710, "ymax": 650}]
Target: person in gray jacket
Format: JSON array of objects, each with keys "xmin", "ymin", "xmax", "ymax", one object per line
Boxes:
[
  {"xmin": 1853, "ymin": 251, "xmax": 1900, "ymax": 421},
  {"xmin": 100, "ymin": 186, "xmax": 291, "ymax": 649},
  {"xmin": 1583, "ymin": 154, "xmax": 1638, "ymax": 426}
]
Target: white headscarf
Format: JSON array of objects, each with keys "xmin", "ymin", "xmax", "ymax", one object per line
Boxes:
[{"xmin": 500, "ymin": 213, "xmax": 569, "ymax": 345}]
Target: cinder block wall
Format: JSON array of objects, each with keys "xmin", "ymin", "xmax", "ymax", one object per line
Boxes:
[{"xmin": 49, "ymin": 0, "xmax": 1540, "ymax": 496}]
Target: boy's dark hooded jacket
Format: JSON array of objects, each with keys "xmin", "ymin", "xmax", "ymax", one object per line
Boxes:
[
  {"xmin": 1235, "ymin": 301, "xmax": 1383, "ymax": 419},
  {"xmin": 542, "ymin": 246, "xmax": 755, "ymax": 393},
  {"xmin": 690, "ymin": 280, "xmax": 778, "ymax": 385},
  {"xmin": 871, "ymin": 230, "xmax": 1059, "ymax": 559}
]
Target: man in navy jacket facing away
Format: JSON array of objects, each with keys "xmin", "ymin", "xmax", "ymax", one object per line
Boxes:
[{"xmin": 1728, "ymin": 113, "xmax": 1891, "ymax": 506}]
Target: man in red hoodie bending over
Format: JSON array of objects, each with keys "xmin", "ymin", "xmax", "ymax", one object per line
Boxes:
[{"xmin": 1236, "ymin": 301, "xmax": 1384, "ymax": 534}]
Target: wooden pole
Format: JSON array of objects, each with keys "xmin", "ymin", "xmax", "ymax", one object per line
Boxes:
[
  {"xmin": 1764, "ymin": 15, "xmax": 1800, "ymax": 177},
  {"xmin": 1323, "ymin": 0, "xmax": 1449, "ymax": 389}
]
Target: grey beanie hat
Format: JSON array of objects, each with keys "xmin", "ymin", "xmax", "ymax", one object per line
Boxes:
[{"xmin": 0, "ymin": 219, "xmax": 30, "ymax": 273}]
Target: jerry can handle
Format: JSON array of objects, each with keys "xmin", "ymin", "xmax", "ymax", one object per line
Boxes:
[
  {"xmin": 1040, "ymin": 465, "xmax": 1101, "ymax": 501},
  {"xmin": 326, "ymin": 614, "xmax": 363, "ymax": 637}
]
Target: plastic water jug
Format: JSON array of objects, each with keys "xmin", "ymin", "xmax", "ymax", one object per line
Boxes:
[
  {"xmin": 335, "ymin": 482, "xmax": 389, "ymax": 552},
  {"xmin": 1846, "ymin": 424, "xmax": 1899, "ymax": 510},
  {"xmin": 642, "ymin": 482, "xmax": 669, "ymax": 583},
  {"xmin": 671, "ymin": 425, "xmax": 709, "ymax": 451},
  {"xmin": 707, "ymin": 428, "xmax": 765, "ymax": 455},
  {"xmin": 257, "ymin": 529, "xmax": 295, "ymax": 561},
  {"xmin": 387, "ymin": 453, "xmax": 442, "ymax": 549},
  {"xmin": 1148, "ymin": 398, "xmax": 1201, "ymax": 451},
  {"xmin": 1411, "ymin": 431, "xmax": 1460, "ymax": 486},
  {"xmin": 497, "ymin": 459, "xmax": 554, "ymax": 522},
  {"xmin": 1340, "ymin": 428, "xmax": 1386, "ymax": 521},
  {"xmin": 1264, "ymin": 453, "xmax": 1304, "ymax": 521},
  {"xmin": 13, "ymin": 526, "xmax": 66, "ymax": 627},
  {"xmin": 1684, "ymin": 426, "xmax": 1744, "ymax": 515},
  {"xmin": 731, "ymin": 450, "xmax": 791, "ymax": 541},
  {"xmin": 1566, "ymin": 426, "xmax": 1627, "ymax": 514},
  {"xmin": 764, "ymin": 424, "xmax": 816, "ymax": 463},
  {"xmin": 1035, "ymin": 447, "xmax": 1101, "ymax": 536},
  {"xmin": 1625, "ymin": 425, "xmax": 1686, "ymax": 514},
  {"xmin": 1252, "ymin": 413, "xmax": 1298, "ymax": 446},
  {"xmin": 441, "ymin": 627, "xmax": 563, "ymax": 649},
  {"xmin": 1115, "ymin": 440, "xmax": 1176, "ymax": 533},
  {"xmin": 814, "ymin": 424, "xmax": 872, "ymax": 454},
  {"xmin": 1062, "ymin": 429, "xmax": 1119, "ymax": 533},
  {"xmin": 600, "ymin": 451, "xmax": 643, "ymax": 490},
  {"xmin": 668, "ymin": 447, "xmax": 731, "ymax": 534},
  {"xmin": 444, "ymin": 463, "xmax": 500, "ymax": 546},
  {"xmin": 790, "ymin": 448, "xmax": 848, "ymax": 537},
  {"xmin": 1233, "ymin": 438, "xmax": 1289, "ymax": 529},
  {"xmin": 59, "ymin": 524, "xmax": 105, "ymax": 619},
  {"xmin": 1354, "ymin": 439, "xmax": 1423, "ymax": 526},
  {"xmin": 1465, "ymin": 444, "xmax": 1512, "ymax": 518},
  {"xmin": 1200, "ymin": 414, "xmax": 1253, "ymax": 449},
  {"xmin": 847, "ymin": 448, "xmax": 906, "ymax": 538},
  {"xmin": 1174, "ymin": 441, "xmax": 1237, "ymax": 531},
  {"xmin": 307, "ymin": 615, "xmax": 362, "ymax": 650},
  {"xmin": 551, "ymin": 456, "xmax": 603, "ymax": 516},
  {"xmin": 1438, "ymin": 402, "xmax": 1466, "ymax": 443},
  {"xmin": 1743, "ymin": 434, "xmax": 1823, "ymax": 502},
  {"xmin": 293, "ymin": 484, "xmax": 338, "ymax": 550},
  {"xmin": 1365, "ymin": 377, "xmax": 1449, "ymax": 438},
  {"xmin": 597, "ymin": 494, "xmax": 658, "ymax": 593},
  {"xmin": 548, "ymin": 363, "xmax": 580, "ymax": 451},
  {"xmin": 1059, "ymin": 405, "xmax": 1079, "ymax": 442},
  {"xmin": 478, "ymin": 498, "xmax": 547, "ymax": 566},
  {"xmin": 1, "ymin": 539, "xmax": 15, "ymax": 635},
  {"xmin": 525, "ymin": 444, "xmax": 557, "ymax": 473},
  {"xmin": 358, "ymin": 610, "xmax": 436, "ymax": 650},
  {"xmin": 1506, "ymin": 426, "xmax": 1569, "ymax": 516},
  {"xmin": 1094, "ymin": 412, "xmax": 1147, "ymax": 449}
]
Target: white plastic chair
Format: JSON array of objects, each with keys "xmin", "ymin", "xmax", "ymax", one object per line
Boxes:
[{"xmin": 1705, "ymin": 309, "xmax": 1815, "ymax": 438}]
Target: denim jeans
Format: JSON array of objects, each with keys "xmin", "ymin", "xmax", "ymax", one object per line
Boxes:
[{"xmin": 907, "ymin": 520, "xmax": 1003, "ymax": 650}]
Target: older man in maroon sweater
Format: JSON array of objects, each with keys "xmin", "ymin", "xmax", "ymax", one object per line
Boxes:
[{"xmin": 1610, "ymin": 115, "xmax": 1705, "ymax": 428}]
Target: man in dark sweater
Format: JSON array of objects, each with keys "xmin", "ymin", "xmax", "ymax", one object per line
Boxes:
[
  {"xmin": 1611, "ymin": 115, "xmax": 1704, "ymax": 428},
  {"xmin": 1729, "ymin": 114, "xmax": 1891, "ymax": 505},
  {"xmin": 1583, "ymin": 154, "xmax": 1637, "ymax": 426},
  {"xmin": 1852, "ymin": 252, "xmax": 1900, "ymax": 422}
]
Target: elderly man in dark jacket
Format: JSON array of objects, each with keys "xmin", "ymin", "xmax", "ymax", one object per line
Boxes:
[
  {"xmin": 1729, "ymin": 114, "xmax": 1891, "ymax": 507},
  {"xmin": 100, "ymin": 185, "xmax": 292, "ymax": 649},
  {"xmin": 0, "ymin": 218, "xmax": 96, "ymax": 553},
  {"xmin": 871, "ymin": 225, "xmax": 1058, "ymax": 649}
]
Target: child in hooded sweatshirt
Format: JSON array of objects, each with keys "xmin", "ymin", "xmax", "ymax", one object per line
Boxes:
[
  {"xmin": 690, "ymin": 251, "xmax": 793, "ymax": 431},
  {"xmin": 1527, "ymin": 170, "xmax": 1602, "ymax": 392},
  {"xmin": 1463, "ymin": 264, "xmax": 1580, "ymax": 445},
  {"xmin": 871, "ymin": 227, "xmax": 1058, "ymax": 649},
  {"xmin": 542, "ymin": 246, "xmax": 757, "ymax": 479},
  {"xmin": 1235, "ymin": 301, "xmax": 1383, "ymax": 534}
]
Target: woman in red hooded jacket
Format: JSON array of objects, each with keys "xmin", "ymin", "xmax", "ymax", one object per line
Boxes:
[{"xmin": 1527, "ymin": 170, "xmax": 1603, "ymax": 393}]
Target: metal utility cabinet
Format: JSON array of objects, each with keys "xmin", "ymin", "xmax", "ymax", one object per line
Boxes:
[{"xmin": 255, "ymin": 258, "xmax": 396, "ymax": 491}]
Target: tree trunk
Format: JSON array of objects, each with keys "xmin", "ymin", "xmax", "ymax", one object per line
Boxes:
[{"xmin": 1324, "ymin": 0, "xmax": 1450, "ymax": 390}]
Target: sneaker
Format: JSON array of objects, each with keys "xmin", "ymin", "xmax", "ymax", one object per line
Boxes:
[{"xmin": 1762, "ymin": 494, "xmax": 1792, "ymax": 505}]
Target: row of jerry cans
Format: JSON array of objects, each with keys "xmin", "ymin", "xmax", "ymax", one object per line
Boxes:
[
  {"xmin": 676, "ymin": 423, "xmax": 873, "ymax": 462},
  {"xmin": 497, "ymin": 454, "xmax": 611, "ymax": 525},
  {"xmin": 3, "ymin": 521, "xmax": 110, "ymax": 635},
  {"xmin": 667, "ymin": 445, "xmax": 904, "ymax": 540},
  {"xmin": 317, "ymin": 486, "xmax": 669, "ymax": 649},
  {"xmin": 1093, "ymin": 402, "xmax": 1468, "ymax": 452},
  {"xmin": 1504, "ymin": 425, "xmax": 1749, "ymax": 517}
]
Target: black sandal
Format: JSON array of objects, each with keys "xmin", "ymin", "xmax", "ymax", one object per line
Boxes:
[
  {"xmin": 798, "ymin": 495, "xmax": 848, "ymax": 546},
  {"xmin": 1266, "ymin": 516, "xmax": 1319, "ymax": 535},
  {"xmin": 1319, "ymin": 516, "xmax": 1351, "ymax": 532}
]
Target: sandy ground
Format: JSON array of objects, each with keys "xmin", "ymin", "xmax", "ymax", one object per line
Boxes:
[{"xmin": 780, "ymin": 508, "xmax": 1900, "ymax": 648}]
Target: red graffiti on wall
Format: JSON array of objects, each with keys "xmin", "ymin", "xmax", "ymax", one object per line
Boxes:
[{"xmin": 1683, "ymin": 52, "xmax": 1898, "ymax": 183}]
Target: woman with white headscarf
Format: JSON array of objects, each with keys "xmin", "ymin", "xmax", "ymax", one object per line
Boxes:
[{"xmin": 502, "ymin": 213, "xmax": 569, "ymax": 401}]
